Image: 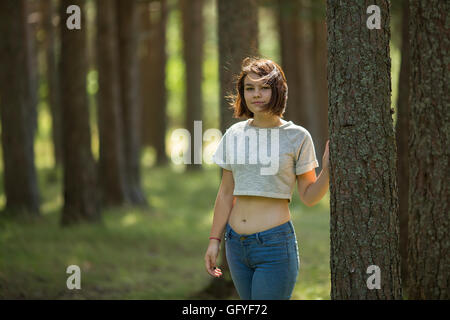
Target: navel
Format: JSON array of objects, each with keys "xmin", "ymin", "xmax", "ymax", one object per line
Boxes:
[{"xmin": 242, "ymin": 219, "xmax": 247, "ymax": 223}]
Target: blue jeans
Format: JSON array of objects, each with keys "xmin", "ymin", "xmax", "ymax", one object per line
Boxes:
[{"xmin": 224, "ymin": 220, "xmax": 300, "ymax": 300}]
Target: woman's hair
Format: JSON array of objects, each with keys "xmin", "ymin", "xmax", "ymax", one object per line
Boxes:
[{"xmin": 229, "ymin": 57, "xmax": 288, "ymax": 119}]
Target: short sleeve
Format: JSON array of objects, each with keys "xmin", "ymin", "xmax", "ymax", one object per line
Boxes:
[
  {"xmin": 295, "ymin": 130, "xmax": 319, "ymax": 175},
  {"xmin": 212, "ymin": 129, "xmax": 232, "ymax": 171}
]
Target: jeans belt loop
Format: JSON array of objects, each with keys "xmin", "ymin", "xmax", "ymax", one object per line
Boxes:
[{"xmin": 256, "ymin": 233, "xmax": 262, "ymax": 245}]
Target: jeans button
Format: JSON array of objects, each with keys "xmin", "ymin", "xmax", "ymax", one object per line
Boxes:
[{"xmin": 240, "ymin": 236, "xmax": 246, "ymax": 241}]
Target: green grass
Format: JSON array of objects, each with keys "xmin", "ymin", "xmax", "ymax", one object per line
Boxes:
[
  {"xmin": 0, "ymin": 165, "xmax": 330, "ymax": 300},
  {"xmin": 292, "ymin": 195, "xmax": 331, "ymax": 300}
]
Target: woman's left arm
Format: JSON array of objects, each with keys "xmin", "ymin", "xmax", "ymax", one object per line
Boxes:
[{"xmin": 297, "ymin": 140, "xmax": 329, "ymax": 207}]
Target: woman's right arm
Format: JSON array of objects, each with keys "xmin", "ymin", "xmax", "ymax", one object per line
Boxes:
[{"xmin": 204, "ymin": 169, "xmax": 235, "ymax": 278}]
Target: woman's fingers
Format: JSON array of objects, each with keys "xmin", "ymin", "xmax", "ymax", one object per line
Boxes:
[
  {"xmin": 205, "ymin": 255, "xmax": 221, "ymax": 277},
  {"xmin": 206, "ymin": 258, "xmax": 223, "ymax": 278},
  {"xmin": 213, "ymin": 267, "xmax": 222, "ymax": 278}
]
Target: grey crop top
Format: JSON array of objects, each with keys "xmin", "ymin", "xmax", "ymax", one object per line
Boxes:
[{"xmin": 212, "ymin": 119, "xmax": 319, "ymax": 202}]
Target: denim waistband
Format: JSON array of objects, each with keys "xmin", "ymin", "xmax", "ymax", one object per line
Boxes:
[{"xmin": 225, "ymin": 220, "xmax": 295, "ymax": 243}]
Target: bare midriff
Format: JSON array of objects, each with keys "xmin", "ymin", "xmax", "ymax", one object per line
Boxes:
[{"xmin": 228, "ymin": 195, "xmax": 291, "ymax": 235}]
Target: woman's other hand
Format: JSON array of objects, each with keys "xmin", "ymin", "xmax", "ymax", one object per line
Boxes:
[{"xmin": 204, "ymin": 241, "xmax": 222, "ymax": 278}]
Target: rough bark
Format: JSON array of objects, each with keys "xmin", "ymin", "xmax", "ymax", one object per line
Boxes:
[
  {"xmin": 60, "ymin": 0, "xmax": 100, "ymax": 225},
  {"xmin": 407, "ymin": 0, "xmax": 449, "ymax": 300},
  {"xmin": 0, "ymin": 0, "xmax": 40, "ymax": 216},
  {"xmin": 327, "ymin": 0, "xmax": 402, "ymax": 299}
]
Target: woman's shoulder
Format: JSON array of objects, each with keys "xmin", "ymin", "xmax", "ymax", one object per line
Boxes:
[
  {"xmin": 284, "ymin": 122, "xmax": 311, "ymax": 145},
  {"xmin": 283, "ymin": 120, "xmax": 306, "ymax": 131},
  {"xmin": 224, "ymin": 119, "xmax": 248, "ymax": 134}
]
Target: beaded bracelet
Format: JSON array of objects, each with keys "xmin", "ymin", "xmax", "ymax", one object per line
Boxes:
[{"xmin": 209, "ymin": 237, "xmax": 221, "ymax": 242}]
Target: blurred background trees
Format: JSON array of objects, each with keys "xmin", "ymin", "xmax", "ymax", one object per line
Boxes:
[
  {"xmin": 0, "ymin": 0, "xmax": 447, "ymax": 299},
  {"xmin": 0, "ymin": 0, "xmax": 40, "ymax": 216}
]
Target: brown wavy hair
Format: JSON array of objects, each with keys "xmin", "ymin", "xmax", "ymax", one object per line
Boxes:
[{"xmin": 228, "ymin": 57, "xmax": 288, "ymax": 119}]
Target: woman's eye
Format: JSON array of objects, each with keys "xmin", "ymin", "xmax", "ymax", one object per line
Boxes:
[{"xmin": 245, "ymin": 86, "xmax": 269, "ymax": 91}]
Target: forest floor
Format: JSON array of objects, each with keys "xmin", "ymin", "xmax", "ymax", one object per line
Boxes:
[{"xmin": 0, "ymin": 165, "xmax": 330, "ymax": 299}]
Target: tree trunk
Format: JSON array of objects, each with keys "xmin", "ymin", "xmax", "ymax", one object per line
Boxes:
[
  {"xmin": 97, "ymin": 0, "xmax": 129, "ymax": 207},
  {"xmin": 116, "ymin": 0, "xmax": 148, "ymax": 206},
  {"xmin": 395, "ymin": 0, "xmax": 410, "ymax": 295},
  {"xmin": 25, "ymin": 0, "xmax": 39, "ymax": 138},
  {"xmin": 40, "ymin": 0, "xmax": 63, "ymax": 168},
  {"xmin": 181, "ymin": 0, "xmax": 204, "ymax": 171},
  {"xmin": 138, "ymin": 2, "xmax": 152, "ymax": 148},
  {"xmin": 327, "ymin": 0, "xmax": 402, "ymax": 299},
  {"xmin": 298, "ymin": 0, "xmax": 316, "ymax": 130},
  {"xmin": 218, "ymin": 0, "xmax": 259, "ymax": 132},
  {"xmin": 311, "ymin": 0, "xmax": 329, "ymax": 171},
  {"xmin": 0, "ymin": 0, "xmax": 40, "ymax": 216},
  {"xmin": 277, "ymin": 0, "xmax": 303, "ymax": 124},
  {"xmin": 60, "ymin": 0, "xmax": 100, "ymax": 225},
  {"xmin": 277, "ymin": 0, "xmax": 316, "ymax": 142},
  {"xmin": 139, "ymin": 0, "xmax": 168, "ymax": 166},
  {"xmin": 200, "ymin": 0, "xmax": 260, "ymax": 298},
  {"xmin": 407, "ymin": 0, "xmax": 449, "ymax": 300}
]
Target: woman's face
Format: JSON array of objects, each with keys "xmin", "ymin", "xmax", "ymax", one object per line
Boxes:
[{"xmin": 243, "ymin": 72, "xmax": 272, "ymax": 115}]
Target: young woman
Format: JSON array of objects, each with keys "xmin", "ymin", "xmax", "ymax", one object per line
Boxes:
[{"xmin": 204, "ymin": 57, "xmax": 330, "ymax": 300}]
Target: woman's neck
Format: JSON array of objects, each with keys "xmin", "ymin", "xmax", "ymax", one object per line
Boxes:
[{"xmin": 250, "ymin": 113, "xmax": 283, "ymax": 128}]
